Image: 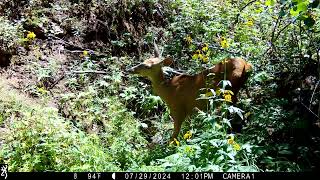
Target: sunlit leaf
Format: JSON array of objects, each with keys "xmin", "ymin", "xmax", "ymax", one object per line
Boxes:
[
  {"xmin": 296, "ymin": 1, "xmax": 308, "ymax": 12},
  {"xmin": 265, "ymin": 0, "xmax": 275, "ymax": 6},
  {"xmin": 290, "ymin": 8, "xmax": 300, "ymax": 16}
]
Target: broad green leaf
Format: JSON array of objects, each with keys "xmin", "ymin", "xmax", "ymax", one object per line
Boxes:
[
  {"xmin": 297, "ymin": 2, "xmax": 309, "ymax": 12},
  {"xmin": 290, "ymin": 8, "xmax": 300, "ymax": 16},
  {"xmin": 279, "ymin": 150, "xmax": 293, "ymax": 155},
  {"xmin": 265, "ymin": 0, "xmax": 275, "ymax": 6}
]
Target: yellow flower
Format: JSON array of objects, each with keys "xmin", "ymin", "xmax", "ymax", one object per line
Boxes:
[
  {"xmin": 175, "ymin": 138, "xmax": 180, "ymax": 146},
  {"xmin": 198, "ymin": 53, "xmax": 204, "ymax": 60},
  {"xmin": 183, "ymin": 131, "xmax": 192, "ymax": 140},
  {"xmin": 233, "ymin": 143, "xmax": 241, "ymax": 151},
  {"xmin": 37, "ymin": 87, "xmax": 48, "ymax": 95},
  {"xmin": 192, "ymin": 50, "xmax": 201, "ymax": 60},
  {"xmin": 227, "ymin": 135, "xmax": 241, "ymax": 151},
  {"xmin": 185, "ymin": 35, "xmax": 192, "ymax": 44},
  {"xmin": 27, "ymin": 31, "xmax": 36, "ymax": 40},
  {"xmin": 246, "ymin": 19, "xmax": 254, "ymax": 26},
  {"xmin": 170, "ymin": 138, "xmax": 180, "ymax": 146},
  {"xmin": 227, "ymin": 136, "xmax": 235, "ymax": 145},
  {"xmin": 83, "ymin": 50, "xmax": 89, "ymax": 56},
  {"xmin": 224, "ymin": 90, "xmax": 234, "ymax": 95},
  {"xmin": 224, "ymin": 94, "xmax": 232, "ymax": 103},
  {"xmin": 220, "ymin": 37, "xmax": 229, "ymax": 49},
  {"xmin": 202, "ymin": 56, "xmax": 209, "ymax": 63},
  {"xmin": 192, "ymin": 54, "xmax": 198, "ymax": 60},
  {"xmin": 202, "ymin": 43, "xmax": 209, "ymax": 52}
]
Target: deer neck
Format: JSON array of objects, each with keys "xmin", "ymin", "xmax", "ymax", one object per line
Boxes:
[
  {"xmin": 149, "ymin": 70, "xmax": 166, "ymax": 89},
  {"xmin": 149, "ymin": 70, "xmax": 173, "ymax": 101}
]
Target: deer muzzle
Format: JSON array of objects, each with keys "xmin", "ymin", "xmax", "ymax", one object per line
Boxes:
[{"xmin": 126, "ymin": 63, "xmax": 148, "ymax": 74}]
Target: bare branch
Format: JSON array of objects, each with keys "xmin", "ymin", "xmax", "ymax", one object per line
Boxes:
[
  {"xmin": 301, "ymin": 102, "xmax": 320, "ymax": 119},
  {"xmin": 72, "ymin": 70, "xmax": 108, "ymax": 74},
  {"xmin": 309, "ymin": 80, "xmax": 320, "ymax": 109},
  {"xmin": 233, "ymin": 0, "xmax": 258, "ymax": 26}
]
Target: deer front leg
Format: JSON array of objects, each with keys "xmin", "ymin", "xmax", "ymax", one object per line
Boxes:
[{"xmin": 170, "ymin": 112, "xmax": 186, "ymax": 141}]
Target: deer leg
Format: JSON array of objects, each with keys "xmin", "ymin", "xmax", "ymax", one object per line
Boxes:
[{"xmin": 170, "ymin": 112, "xmax": 186, "ymax": 141}]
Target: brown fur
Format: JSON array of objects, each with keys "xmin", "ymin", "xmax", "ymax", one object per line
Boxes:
[{"xmin": 128, "ymin": 57, "xmax": 252, "ymax": 139}]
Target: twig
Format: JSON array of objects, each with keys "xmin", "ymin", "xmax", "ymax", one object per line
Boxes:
[
  {"xmin": 96, "ymin": 19, "xmax": 109, "ymax": 28},
  {"xmin": 72, "ymin": 70, "xmax": 108, "ymax": 74},
  {"xmin": 270, "ymin": 13, "xmax": 281, "ymax": 43},
  {"xmin": 309, "ymin": 80, "xmax": 320, "ymax": 109},
  {"xmin": 273, "ymin": 18, "xmax": 297, "ymax": 42},
  {"xmin": 64, "ymin": 50, "xmax": 85, "ymax": 53},
  {"xmin": 301, "ymin": 102, "xmax": 320, "ymax": 119},
  {"xmin": 48, "ymin": 73, "xmax": 65, "ymax": 89},
  {"xmin": 234, "ymin": 0, "xmax": 259, "ymax": 25}
]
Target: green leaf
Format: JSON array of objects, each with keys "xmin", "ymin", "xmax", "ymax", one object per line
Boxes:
[
  {"xmin": 290, "ymin": 1, "xmax": 310, "ymax": 17},
  {"xmin": 297, "ymin": 14, "xmax": 308, "ymax": 20},
  {"xmin": 216, "ymin": 155, "xmax": 224, "ymax": 163},
  {"xmin": 265, "ymin": 0, "xmax": 275, "ymax": 6},
  {"xmin": 228, "ymin": 106, "xmax": 244, "ymax": 120},
  {"xmin": 279, "ymin": 150, "xmax": 293, "ymax": 155},
  {"xmin": 255, "ymin": 7, "xmax": 264, "ymax": 13},
  {"xmin": 252, "ymin": 71, "xmax": 272, "ymax": 82},
  {"xmin": 290, "ymin": 8, "xmax": 300, "ymax": 16},
  {"xmin": 261, "ymin": 156, "xmax": 275, "ymax": 164},
  {"xmin": 297, "ymin": 2, "xmax": 308, "ymax": 12}
]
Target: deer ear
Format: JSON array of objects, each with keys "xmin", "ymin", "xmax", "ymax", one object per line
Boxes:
[{"xmin": 162, "ymin": 57, "xmax": 174, "ymax": 66}]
